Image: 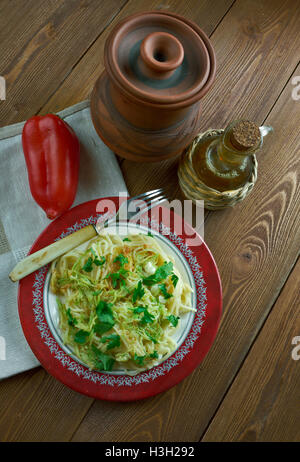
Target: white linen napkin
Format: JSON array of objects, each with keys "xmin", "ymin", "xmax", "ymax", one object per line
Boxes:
[{"xmin": 0, "ymin": 100, "xmax": 128, "ymax": 379}]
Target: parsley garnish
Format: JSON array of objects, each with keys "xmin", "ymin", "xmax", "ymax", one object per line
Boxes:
[
  {"xmin": 92, "ymin": 345, "xmax": 115, "ymax": 371},
  {"xmin": 134, "ymin": 351, "xmax": 158, "ymax": 364},
  {"xmin": 100, "ymin": 334, "xmax": 121, "ymax": 350},
  {"xmin": 106, "ymin": 267, "xmax": 128, "ymax": 288},
  {"xmin": 92, "ymin": 289, "xmax": 102, "ymax": 296},
  {"xmin": 66, "ymin": 308, "xmax": 77, "ymax": 327},
  {"xmin": 149, "ymin": 351, "xmax": 158, "ymax": 359},
  {"xmin": 159, "ymin": 283, "xmax": 173, "ymax": 299},
  {"xmin": 141, "ymin": 310, "xmax": 155, "ymax": 325},
  {"xmin": 171, "ymin": 273, "xmax": 179, "ymax": 288},
  {"xmin": 134, "ymin": 354, "xmax": 146, "ymax": 366},
  {"xmin": 133, "ymin": 306, "xmax": 145, "ymax": 314},
  {"xmin": 74, "ymin": 329, "xmax": 90, "ymax": 344},
  {"xmin": 107, "ymin": 254, "xmax": 129, "ymax": 288},
  {"xmin": 147, "ymin": 231, "xmax": 154, "ymax": 237},
  {"xmin": 94, "ymin": 322, "xmax": 114, "ymax": 335},
  {"xmin": 133, "ymin": 306, "xmax": 155, "ymax": 325},
  {"xmin": 145, "ymin": 331, "xmax": 158, "ymax": 344},
  {"xmin": 143, "ymin": 261, "xmax": 173, "ymax": 286},
  {"xmin": 114, "ymin": 253, "xmax": 128, "ymax": 267},
  {"xmin": 82, "ymin": 251, "xmax": 106, "ymax": 272},
  {"xmin": 132, "ymin": 280, "xmax": 145, "ymax": 303},
  {"xmin": 94, "ymin": 256, "xmax": 106, "ymax": 266},
  {"xmin": 94, "ymin": 301, "xmax": 115, "ymax": 334},
  {"xmin": 123, "ymin": 238, "xmax": 131, "ymax": 242},
  {"xmin": 167, "ymin": 315, "xmax": 180, "ymax": 327},
  {"xmin": 82, "ymin": 257, "xmax": 94, "ymax": 272}
]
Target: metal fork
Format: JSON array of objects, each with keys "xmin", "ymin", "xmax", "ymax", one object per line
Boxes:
[
  {"xmin": 9, "ymin": 189, "xmax": 167, "ymax": 282},
  {"xmin": 102, "ymin": 188, "xmax": 167, "ymax": 229}
]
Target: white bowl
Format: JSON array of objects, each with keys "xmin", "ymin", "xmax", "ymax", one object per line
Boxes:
[{"xmin": 43, "ymin": 222, "xmax": 197, "ymax": 375}]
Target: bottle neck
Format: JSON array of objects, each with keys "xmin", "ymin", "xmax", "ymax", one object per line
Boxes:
[
  {"xmin": 217, "ymin": 135, "xmax": 247, "ymax": 166},
  {"xmin": 207, "ymin": 135, "xmax": 248, "ymax": 174},
  {"xmin": 220, "ymin": 120, "xmax": 262, "ymax": 164}
]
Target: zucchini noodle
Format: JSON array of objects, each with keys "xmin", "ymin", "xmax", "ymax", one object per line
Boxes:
[{"xmin": 50, "ymin": 233, "xmax": 194, "ymax": 374}]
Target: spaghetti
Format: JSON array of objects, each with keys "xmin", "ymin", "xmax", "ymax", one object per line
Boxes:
[{"xmin": 50, "ymin": 233, "xmax": 194, "ymax": 374}]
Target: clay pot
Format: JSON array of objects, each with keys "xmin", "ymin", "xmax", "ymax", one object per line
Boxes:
[{"xmin": 90, "ymin": 11, "xmax": 216, "ymax": 162}]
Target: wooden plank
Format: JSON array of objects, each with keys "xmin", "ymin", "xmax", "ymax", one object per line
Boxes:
[
  {"xmin": 0, "ymin": 368, "xmax": 93, "ymax": 442},
  {"xmin": 0, "ymin": 0, "xmax": 127, "ymax": 126},
  {"xmin": 71, "ymin": 6, "xmax": 300, "ymax": 442},
  {"xmin": 0, "ymin": 0, "xmax": 234, "ymax": 442},
  {"xmin": 121, "ymin": 0, "xmax": 300, "ymax": 197},
  {"xmin": 40, "ymin": 0, "xmax": 235, "ymax": 115},
  {"xmin": 0, "ymin": 1, "xmax": 59, "ymax": 70},
  {"xmin": 202, "ymin": 258, "xmax": 300, "ymax": 442}
]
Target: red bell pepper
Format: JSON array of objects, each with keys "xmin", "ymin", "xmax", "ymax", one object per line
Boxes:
[{"xmin": 22, "ymin": 114, "xmax": 80, "ymax": 220}]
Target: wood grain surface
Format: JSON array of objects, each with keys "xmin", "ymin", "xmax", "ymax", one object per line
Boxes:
[
  {"xmin": 202, "ymin": 258, "xmax": 300, "ymax": 442},
  {"xmin": 40, "ymin": 0, "xmax": 234, "ymax": 115},
  {"xmin": 71, "ymin": 55, "xmax": 300, "ymax": 444},
  {"xmin": 0, "ymin": 0, "xmax": 127, "ymax": 126},
  {"xmin": 0, "ymin": 0, "xmax": 299, "ymax": 442}
]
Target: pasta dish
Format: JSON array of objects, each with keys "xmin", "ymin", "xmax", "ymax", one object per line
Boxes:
[{"xmin": 50, "ymin": 232, "xmax": 194, "ymax": 374}]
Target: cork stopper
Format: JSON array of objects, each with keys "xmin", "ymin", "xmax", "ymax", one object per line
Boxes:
[{"xmin": 230, "ymin": 120, "xmax": 261, "ymax": 151}]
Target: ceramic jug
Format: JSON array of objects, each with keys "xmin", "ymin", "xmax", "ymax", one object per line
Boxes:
[{"xmin": 90, "ymin": 11, "xmax": 216, "ymax": 162}]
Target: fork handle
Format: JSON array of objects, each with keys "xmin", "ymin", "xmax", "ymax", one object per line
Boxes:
[{"xmin": 9, "ymin": 225, "xmax": 97, "ymax": 282}]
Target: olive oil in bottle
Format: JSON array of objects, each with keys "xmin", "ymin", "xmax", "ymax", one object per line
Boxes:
[{"xmin": 192, "ymin": 120, "xmax": 262, "ymax": 192}]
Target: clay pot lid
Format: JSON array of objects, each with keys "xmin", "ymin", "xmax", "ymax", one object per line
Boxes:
[{"xmin": 104, "ymin": 11, "xmax": 216, "ymax": 106}]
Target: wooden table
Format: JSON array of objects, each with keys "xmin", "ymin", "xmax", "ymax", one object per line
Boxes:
[{"xmin": 0, "ymin": 0, "xmax": 299, "ymax": 442}]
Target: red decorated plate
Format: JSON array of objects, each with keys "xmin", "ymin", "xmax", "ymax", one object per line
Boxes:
[{"xmin": 18, "ymin": 197, "xmax": 222, "ymax": 401}]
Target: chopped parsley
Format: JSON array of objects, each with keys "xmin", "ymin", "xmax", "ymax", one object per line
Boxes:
[
  {"xmin": 133, "ymin": 306, "xmax": 155, "ymax": 325},
  {"xmin": 171, "ymin": 273, "xmax": 179, "ymax": 288},
  {"xmin": 94, "ymin": 300, "xmax": 115, "ymax": 334},
  {"xmin": 134, "ymin": 354, "xmax": 146, "ymax": 366},
  {"xmin": 82, "ymin": 257, "xmax": 94, "ymax": 272},
  {"xmin": 145, "ymin": 331, "xmax": 158, "ymax": 344},
  {"xmin": 167, "ymin": 315, "xmax": 180, "ymax": 327},
  {"xmin": 141, "ymin": 311, "xmax": 155, "ymax": 325},
  {"xmin": 114, "ymin": 253, "xmax": 128, "ymax": 267},
  {"xmin": 107, "ymin": 254, "xmax": 129, "ymax": 288},
  {"xmin": 143, "ymin": 261, "xmax": 173, "ymax": 286},
  {"xmin": 159, "ymin": 283, "xmax": 173, "ymax": 299},
  {"xmin": 74, "ymin": 329, "xmax": 90, "ymax": 344},
  {"xmin": 149, "ymin": 351, "xmax": 158, "ymax": 359},
  {"xmin": 83, "ymin": 250, "xmax": 106, "ymax": 272},
  {"xmin": 92, "ymin": 345, "xmax": 115, "ymax": 371},
  {"xmin": 106, "ymin": 267, "xmax": 128, "ymax": 288},
  {"xmin": 100, "ymin": 334, "xmax": 121, "ymax": 350},
  {"xmin": 92, "ymin": 289, "xmax": 102, "ymax": 296},
  {"xmin": 132, "ymin": 280, "xmax": 145, "ymax": 303},
  {"xmin": 66, "ymin": 308, "xmax": 77, "ymax": 327},
  {"xmin": 134, "ymin": 351, "xmax": 158, "ymax": 365},
  {"xmin": 94, "ymin": 256, "xmax": 106, "ymax": 266},
  {"xmin": 133, "ymin": 306, "xmax": 145, "ymax": 314}
]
